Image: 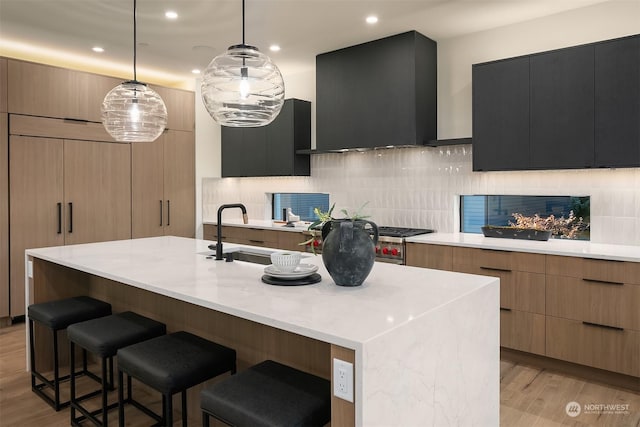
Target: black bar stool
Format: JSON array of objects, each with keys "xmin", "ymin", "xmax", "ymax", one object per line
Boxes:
[
  {"xmin": 67, "ymin": 311, "xmax": 166, "ymax": 426},
  {"xmin": 201, "ymin": 360, "xmax": 331, "ymax": 427},
  {"xmin": 27, "ymin": 296, "xmax": 112, "ymax": 410},
  {"xmin": 117, "ymin": 331, "xmax": 236, "ymax": 427}
]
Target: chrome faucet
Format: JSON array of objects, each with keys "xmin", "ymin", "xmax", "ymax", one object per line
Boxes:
[{"xmin": 215, "ymin": 203, "xmax": 248, "ymax": 260}]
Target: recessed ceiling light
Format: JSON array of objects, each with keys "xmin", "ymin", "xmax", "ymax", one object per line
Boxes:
[
  {"xmin": 366, "ymin": 15, "xmax": 378, "ymax": 24},
  {"xmin": 92, "ymin": 46, "xmax": 104, "ymax": 53},
  {"xmin": 192, "ymin": 69, "xmax": 201, "ymax": 74},
  {"xmin": 165, "ymin": 10, "xmax": 178, "ymax": 19},
  {"xmin": 269, "ymin": 45, "xmax": 281, "ymax": 52}
]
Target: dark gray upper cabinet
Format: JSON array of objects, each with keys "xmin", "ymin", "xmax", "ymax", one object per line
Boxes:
[
  {"xmin": 472, "ymin": 34, "xmax": 639, "ymax": 171},
  {"xmin": 594, "ymin": 35, "xmax": 640, "ymax": 168},
  {"xmin": 530, "ymin": 45, "xmax": 595, "ymax": 169},
  {"xmin": 472, "ymin": 57, "xmax": 530, "ymax": 171},
  {"xmin": 221, "ymin": 99, "xmax": 311, "ymax": 177},
  {"xmin": 316, "ymin": 31, "xmax": 437, "ymax": 151}
]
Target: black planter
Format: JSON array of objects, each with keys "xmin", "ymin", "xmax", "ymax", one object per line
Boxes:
[
  {"xmin": 481, "ymin": 225, "xmax": 551, "ymax": 241},
  {"xmin": 321, "ymin": 219, "xmax": 379, "ymax": 287}
]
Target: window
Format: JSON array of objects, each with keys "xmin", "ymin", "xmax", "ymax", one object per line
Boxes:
[
  {"xmin": 272, "ymin": 193, "xmax": 330, "ymax": 222},
  {"xmin": 460, "ymin": 195, "xmax": 590, "ymax": 240}
]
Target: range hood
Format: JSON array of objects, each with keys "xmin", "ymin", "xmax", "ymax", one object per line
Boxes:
[{"xmin": 315, "ymin": 31, "xmax": 437, "ymax": 151}]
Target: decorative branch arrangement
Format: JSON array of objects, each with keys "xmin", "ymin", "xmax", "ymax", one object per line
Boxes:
[{"xmin": 509, "ymin": 211, "xmax": 588, "ymax": 239}]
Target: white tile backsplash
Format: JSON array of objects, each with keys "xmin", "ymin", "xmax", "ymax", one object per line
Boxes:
[{"xmin": 203, "ymin": 145, "xmax": 640, "ymax": 246}]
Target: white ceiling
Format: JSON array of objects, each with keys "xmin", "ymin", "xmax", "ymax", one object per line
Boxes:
[{"xmin": 0, "ymin": 0, "xmax": 614, "ymax": 85}]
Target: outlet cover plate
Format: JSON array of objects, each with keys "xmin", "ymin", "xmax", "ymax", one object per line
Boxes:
[{"xmin": 333, "ymin": 358, "xmax": 354, "ymax": 402}]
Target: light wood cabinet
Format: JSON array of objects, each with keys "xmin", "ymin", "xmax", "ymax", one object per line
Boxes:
[
  {"xmin": 405, "ymin": 243, "xmax": 640, "ymax": 377},
  {"xmin": 0, "ymin": 58, "xmax": 7, "ymax": 113},
  {"xmin": 277, "ymin": 231, "xmax": 307, "ymax": 252},
  {"xmin": 545, "ymin": 254, "xmax": 640, "ymax": 376},
  {"xmin": 220, "ymin": 226, "xmax": 279, "ymax": 248},
  {"xmin": 405, "ymin": 243, "xmax": 453, "ymax": 270},
  {"xmin": 546, "ymin": 316, "xmax": 639, "ymax": 377},
  {"xmin": 451, "ymin": 246, "xmax": 546, "ymax": 354},
  {"xmin": 203, "ymin": 224, "xmax": 307, "ymax": 252},
  {"xmin": 3, "ymin": 59, "xmax": 195, "ymax": 321},
  {"xmin": 9, "ymin": 136, "xmax": 65, "ymax": 317},
  {"xmin": 150, "ymin": 85, "xmax": 195, "ymax": 131},
  {"xmin": 6, "ymin": 60, "xmax": 193, "ymax": 129},
  {"xmin": 9, "ymin": 135, "xmax": 131, "ymax": 316},
  {"xmin": 8, "ymin": 60, "xmax": 90, "ymax": 120},
  {"xmin": 63, "ymin": 139, "xmax": 131, "ymax": 245},
  {"xmin": 132, "ymin": 130, "xmax": 195, "ymax": 238},
  {"xmin": 452, "ymin": 247, "xmax": 545, "ymax": 314},
  {"xmin": 500, "ymin": 309, "xmax": 545, "ymax": 355},
  {"xmin": 0, "ymin": 113, "xmax": 8, "ymax": 318},
  {"xmin": 547, "ymin": 275, "xmax": 639, "ymax": 331},
  {"xmin": 10, "ymin": 114, "xmax": 114, "ymax": 143}
]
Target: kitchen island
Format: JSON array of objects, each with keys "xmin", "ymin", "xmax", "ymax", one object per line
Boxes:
[{"xmin": 25, "ymin": 236, "xmax": 499, "ymax": 426}]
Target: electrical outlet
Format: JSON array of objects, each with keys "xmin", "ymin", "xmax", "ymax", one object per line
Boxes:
[{"xmin": 333, "ymin": 358, "xmax": 354, "ymax": 402}]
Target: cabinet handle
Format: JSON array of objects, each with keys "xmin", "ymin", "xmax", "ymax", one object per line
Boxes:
[
  {"xmin": 582, "ymin": 278, "xmax": 623, "ymax": 286},
  {"xmin": 480, "ymin": 266, "xmax": 512, "ymax": 273},
  {"xmin": 499, "ymin": 307, "xmax": 512, "ymax": 312},
  {"xmin": 63, "ymin": 118, "xmax": 89, "ymax": 124},
  {"xmin": 68, "ymin": 202, "xmax": 73, "ymax": 233},
  {"xmin": 582, "ymin": 321, "xmax": 624, "ymax": 332},
  {"xmin": 167, "ymin": 200, "xmax": 170, "ymax": 226},
  {"xmin": 481, "ymin": 248, "xmax": 509, "ymax": 253},
  {"xmin": 57, "ymin": 202, "xmax": 62, "ymax": 234},
  {"xmin": 160, "ymin": 200, "xmax": 163, "ymax": 226},
  {"xmin": 248, "ymin": 239, "xmax": 264, "ymax": 244}
]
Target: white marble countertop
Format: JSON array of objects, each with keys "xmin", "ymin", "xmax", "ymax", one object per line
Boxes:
[
  {"xmin": 203, "ymin": 219, "xmax": 312, "ymax": 232},
  {"xmin": 26, "ymin": 236, "xmax": 500, "ymax": 426},
  {"xmin": 406, "ymin": 232, "xmax": 640, "ymax": 262},
  {"xmin": 25, "ymin": 236, "xmax": 498, "ymax": 350}
]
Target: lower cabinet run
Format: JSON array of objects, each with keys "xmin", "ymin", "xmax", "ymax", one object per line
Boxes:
[{"xmin": 405, "ymin": 242, "xmax": 640, "ymax": 379}]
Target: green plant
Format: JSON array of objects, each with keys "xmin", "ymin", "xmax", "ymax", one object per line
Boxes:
[{"xmin": 299, "ymin": 202, "xmax": 370, "ymax": 252}]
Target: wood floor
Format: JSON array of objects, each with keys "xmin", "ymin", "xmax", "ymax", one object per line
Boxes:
[{"xmin": 1, "ymin": 323, "xmax": 639, "ymax": 426}]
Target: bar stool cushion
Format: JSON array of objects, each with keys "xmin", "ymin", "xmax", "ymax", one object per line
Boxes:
[
  {"xmin": 28, "ymin": 296, "xmax": 112, "ymax": 330},
  {"xmin": 201, "ymin": 360, "xmax": 331, "ymax": 427},
  {"xmin": 117, "ymin": 331, "xmax": 237, "ymax": 395},
  {"xmin": 67, "ymin": 311, "xmax": 166, "ymax": 358}
]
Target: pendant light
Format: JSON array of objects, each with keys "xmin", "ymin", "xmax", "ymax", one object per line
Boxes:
[
  {"xmin": 200, "ymin": 0, "xmax": 285, "ymax": 127},
  {"xmin": 102, "ymin": 0, "xmax": 167, "ymax": 142}
]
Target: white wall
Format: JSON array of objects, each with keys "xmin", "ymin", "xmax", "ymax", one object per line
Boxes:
[{"xmin": 199, "ymin": 1, "xmax": 640, "ymax": 246}]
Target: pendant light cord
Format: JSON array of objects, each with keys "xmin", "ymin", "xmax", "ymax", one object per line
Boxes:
[
  {"xmin": 242, "ymin": 0, "xmax": 245, "ymax": 46},
  {"xmin": 133, "ymin": 0, "xmax": 138, "ymax": 82}
]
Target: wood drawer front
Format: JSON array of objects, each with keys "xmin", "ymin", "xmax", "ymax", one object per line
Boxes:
[
  {"xmin": 456, "ymin": 265, "xmax": 545, "ymax": 314},
  {"xmin": 222, "ymin": 226, "xmax": 278, "ymax": 246},
  {"xmin": 405, "ymin": 243, "xmax": 453, "ymax": 271},
  {"xmin": 452, "ymin": 247, "xmax": 545, "ymax": 273},
  {"xmin": 546, "ymin": 255, "xmax": 638, "ymax": 284},
  {"xmin": 547, "ymin": 275, "xmax": 640, "ymax": 330},
  {"xmin": 276, "ymin": 231, "xmax": 306, "ymax": 252},
  {"xmin": 10, "ymin": 114, "xmax": 115, "ymax": 143},
  {"xmin": 546, "ymin": 316, "xmax": 639, "ymax": 377},
  {"xmin": 500, "ymin": 309, "xmax": 545, "ymax": 355}
]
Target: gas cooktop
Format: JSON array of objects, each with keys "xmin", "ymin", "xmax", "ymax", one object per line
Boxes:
[{"xmin": 377, "ymin": 227, "xmax": 435, "ymax": 238}]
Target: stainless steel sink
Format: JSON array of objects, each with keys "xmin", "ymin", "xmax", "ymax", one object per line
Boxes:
[
  {"xmin": 227, "ymin": 250, "xmax": 272, "ymax": 265},
  {"xmin": 204, "ymin": 248, "xmax": 273, "ymax": 265}
]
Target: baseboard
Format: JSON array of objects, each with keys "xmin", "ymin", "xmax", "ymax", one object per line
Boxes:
[{"xmin": 501, "ymin": 347, "xmax": 639, "ymax": 393}]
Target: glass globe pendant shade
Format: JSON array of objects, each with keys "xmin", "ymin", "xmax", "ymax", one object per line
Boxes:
[
  {"xmin": 101, "ymin": 80, "xmax": 168, "ymax": 142},
  {"xmin": 201, "ymin": 44, "xmax": 285, "ymax": 127}
]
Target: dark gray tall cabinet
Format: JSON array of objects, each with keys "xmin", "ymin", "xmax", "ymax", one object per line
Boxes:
[
  {"xmin": 472, "ymin": 34, "xmax": 639, "ymax": 171},
  {"xmin": 594, "ymin": 35, "xmax": 640, "ymax": 167},
  {"xmin": 530, "ymin": 45, "xmax": 595, "ymax": 169},
  {"xmin": 472, "ymin": 57, "xmax": 530, "ymax": 171},
  {"xmin": 221, "ymin": 99, "xmax": 311, "ymax": 177}
]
